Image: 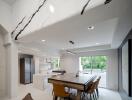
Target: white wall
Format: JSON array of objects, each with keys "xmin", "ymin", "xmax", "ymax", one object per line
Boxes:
[
  {"xmin": 0, "ymin": 31, "xmax": 6, "ymax": 97},
  {"xmin": 60, "ymin": 49, "xmax": 118, "ymax": 90},
  {"xmin": 111, "ymin": 0, "xmax": 132, "ymax": 48},
  {"xmin": 34, "ymin": 56, "xmax": 40, "ymax": 74},
  {"xmin": 60, "ymin": 54, "xmax": 79, "ymax": 74},
  {"xmin": 0, "ymin": 0, "xmax": 12, "ymax": 32}
]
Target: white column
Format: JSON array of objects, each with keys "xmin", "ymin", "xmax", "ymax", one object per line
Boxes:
[
  {"xmin": 4, "ymin": 33, "xmax": 18, "ymax": 98},
  {"xmin": 0, "ymin": 30, "xmax": 6, "ymax": 97},
  {"xmin": 34, "ymin": 56, "xmax": 40, "ymax": 74}
]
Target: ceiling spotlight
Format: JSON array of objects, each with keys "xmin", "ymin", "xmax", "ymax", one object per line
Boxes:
[
  {"xmin": 88, "ymin": 26, "xmax": 94, "ymax": 30},
  {"xmin": 49, "ymin": 4, "xmax": 55, "ymax": 13},
  {"xmin": 69, "ymin": 40, "xmax": 75, "ymax": 44},
  {"xmin": 41, "ymin": 40, "xmax": 46, "ymax": 42}
]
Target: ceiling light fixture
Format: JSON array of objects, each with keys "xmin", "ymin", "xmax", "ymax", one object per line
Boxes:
[
  {"xmin": 49, "ymin": 4, "xmax": 55, "ymax": 13},
  {"xmin": 96, "ymin": 43, "xmax": 100, "ymax": 45},
  {"xmin": 66, "ymin": 50, "xmax": 76, "ymax": 55},
  {"xmin": 88, "ymin": 26, "xmax": 94, "ymax": 30},
  {"xmin": 41, "ymin": 40, "xmax": 46, "ymax": 42}
]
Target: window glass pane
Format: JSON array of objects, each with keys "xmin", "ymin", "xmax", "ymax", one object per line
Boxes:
[
  {"xmin": 52, "ymin": 58, "xmax": 60, "ymax": 70},
  {"xmin": 80, "ymin": 56, "xmax": 107, "ymax": 88},
  {"xmin": 80, "ymin": 56, "xmax": 107, "ymax": 72},
  {"xmin": 81, "ymin": 56, "xmax": 91, "ymax": 69}
]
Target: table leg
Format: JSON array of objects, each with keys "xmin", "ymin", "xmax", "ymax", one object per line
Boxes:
[{"xmin": 76, "ymin": 90, "xmax": 81, "ymax": 100}]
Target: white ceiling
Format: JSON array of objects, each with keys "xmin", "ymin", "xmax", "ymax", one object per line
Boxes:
[
  {"xmin": 69, "ymin": 44, "xmax": 112, "ymax": 53},
  {"xmin": 3, "ymin": 0, "xmax": 16, "ymax": 5},
  {"xmin": 18, "ymin": 18, "xmax": 118, "ymax": 51},
  {"xmin": 17, "ymin": 0, "xmax": 132, "ymax": 53}
]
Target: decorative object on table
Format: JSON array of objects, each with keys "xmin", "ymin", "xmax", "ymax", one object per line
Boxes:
[{"xmin": 75, "ymin": 71, "xmax": 79, "ymax": 77}]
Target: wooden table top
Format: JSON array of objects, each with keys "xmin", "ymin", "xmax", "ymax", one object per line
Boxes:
[
  {"xmin": 48, "ymin": 73, "xmax": 96, "ymax": 86},
  {"xmin": 48, "ymin": 73, "xmax": 96, "ymax": 100}
]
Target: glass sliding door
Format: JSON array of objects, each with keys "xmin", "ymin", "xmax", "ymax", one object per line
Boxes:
[{"xmin": 80, "ymin": 56, "xmax": 108, "ymax": 88}]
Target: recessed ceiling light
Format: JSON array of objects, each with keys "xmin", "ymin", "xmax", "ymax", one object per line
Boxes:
[
  {"xmin": 88, "ymin": 26, "xmax": 94, "ymax": 30},
  {"xmin": 41, "ymin": 40, "xmax": 46, "ymax": 42},
  {"xmin": 49, "ymin": 4, "xmax": 55, "ymax": 13},
  {"xmin": 96, "ymin": 43, "xmax": 100, "ymax": 45}
]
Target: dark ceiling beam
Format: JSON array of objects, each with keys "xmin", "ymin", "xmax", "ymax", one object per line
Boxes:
[
  {"xmin": 11, "ymin": 17, "xmax": 25, "ymax": 36},
  {"xmin": 81, "ymin": 0, "xmax": 112, "ymax": 15},
  {"xmin": 81, "ymin": 0, "xmax": 91, "ymax": 15},
  {"xmin": 13, "ymin": 0, "xmax": 47, "ymax": 40},
  {"xmin": 104, "ymin": 0, "xmax": 112, "ymax": 5}
]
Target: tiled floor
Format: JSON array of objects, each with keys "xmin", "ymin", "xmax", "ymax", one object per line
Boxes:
[{"xmin": 1, "ymin": 84, "xmax": 121, "ymax": 100}]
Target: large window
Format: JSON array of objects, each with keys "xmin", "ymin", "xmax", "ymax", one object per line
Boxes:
[
  {"xmin": 80, "ymin": 56, "xmax": 107, "ymax": 73},
  {"xmin": 51, "ymin": 57, "xmax": 60, "ymax": 70},
  {"xmin": 80, "ymin": 56, "xmax": 108, "ymax": 88}
]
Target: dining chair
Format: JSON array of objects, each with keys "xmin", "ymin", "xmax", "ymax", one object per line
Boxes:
[
  {"xmin": 52, "ymin": 83, "xmax": 71, "ymax": 100},
  {"xmin": 84, "ymin": 76, "xmax": 101, "ymax": 100},
  {"xmin": 87, "ymin": 81, "xmax": 98, "ymax": 100},
  {"xmin": 81, "ymin": 77, "xmax": 98, "ymax": 100},
  {"xmin": 22, "ymin": 93, "xmax": 33, "ymax": 100},
  {"xmin": 95, "ymin": 76, "xmax": 101, "ymax": 98}
]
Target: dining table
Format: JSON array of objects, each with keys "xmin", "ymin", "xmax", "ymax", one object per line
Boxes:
[{"xmin": 48, "ymin": 73, "xmax": 96, "ymax": 100}]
